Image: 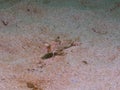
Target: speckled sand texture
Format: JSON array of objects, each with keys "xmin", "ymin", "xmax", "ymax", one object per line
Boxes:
[{"xmin": 0, "ymin": 1, "xmax": 120, "ymax": 90}]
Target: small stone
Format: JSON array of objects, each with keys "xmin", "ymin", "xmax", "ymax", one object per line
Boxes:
[
  {"xmin": 27, "ymin": 82, "xmax": 35, "ymax": 88},
  {"xmin": 82, "ymin": 61, "xmax": 88, "ymax": 64}
]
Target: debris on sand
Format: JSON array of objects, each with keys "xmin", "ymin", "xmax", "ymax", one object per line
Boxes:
[
  {"xmin": 26, "ymin": 82, "xmax": 38, "ymax": 90},
  {"xmin": 41, "ymin": 50, "xmax": 64, "ymax": 60},
  {"xmin": 41, "ymin": 39, "xmax": 76, "ymax": 59},
  {"xmin": 1, "ymin": 19, "xmax": 8, "ymax": 26},
  {"xmin": 82, "ymin": 61, "xmax": 88, "ymax": 65},
  {"xmin": 41, "ymin": 52, "xmax": 55, "ymax": 59}
]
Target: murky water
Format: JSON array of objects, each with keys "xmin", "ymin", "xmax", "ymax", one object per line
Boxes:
[{"xmin": 0, "ymin": 0, "xmax": 120, "ymax": 20}]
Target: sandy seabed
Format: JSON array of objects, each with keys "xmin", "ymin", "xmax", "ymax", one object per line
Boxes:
[{"xmin": 0, "ymin": 1, "xmax": 120, "ymax": 90}]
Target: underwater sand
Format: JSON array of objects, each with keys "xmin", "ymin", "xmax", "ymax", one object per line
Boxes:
[{"xmin": 0, "ymin": 0, "xmax": 120, "ymax": 90}]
